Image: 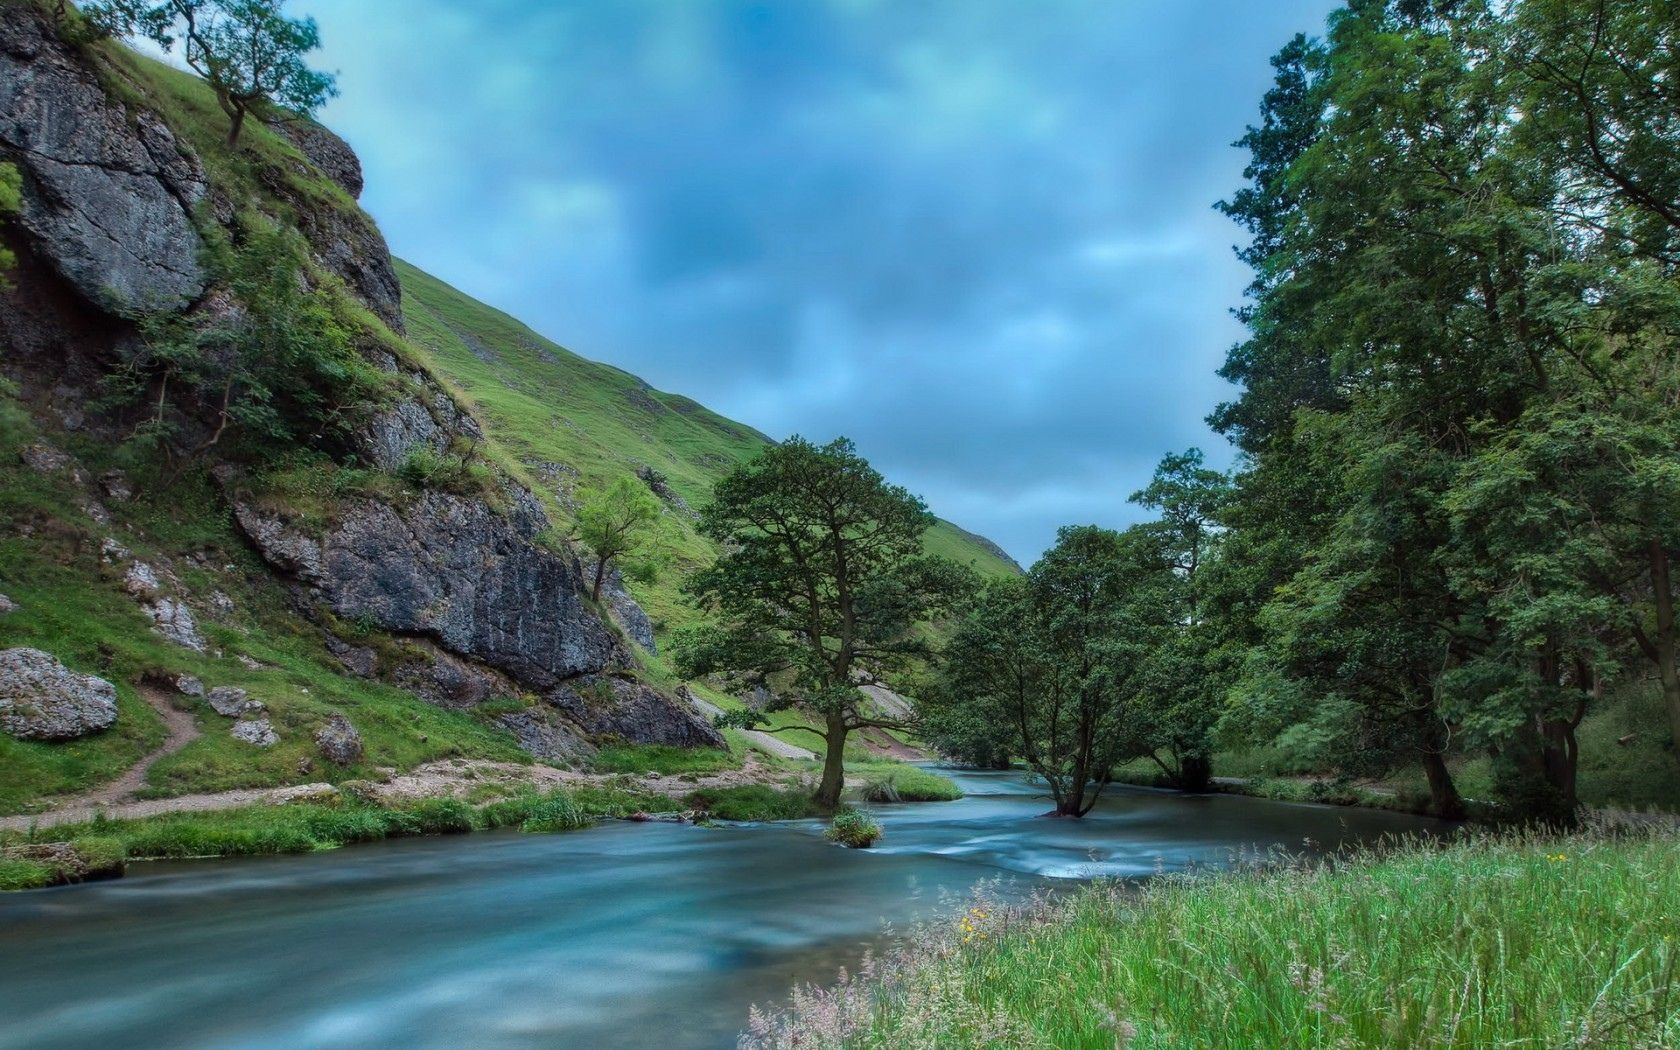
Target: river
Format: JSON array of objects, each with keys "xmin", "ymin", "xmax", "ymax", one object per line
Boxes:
[{"xmin": 0, "ymin": 769, "xmax": 1449, "ymax": 1049}]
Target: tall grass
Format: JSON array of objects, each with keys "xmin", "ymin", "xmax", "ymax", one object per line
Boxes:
[
  {"xmin": 743, "ymin": 821, "xmax": 1680, "ymax": 1048},
  {"xmin": 857, "ymin": 765, "xmax": 962, "ymax": 803}
]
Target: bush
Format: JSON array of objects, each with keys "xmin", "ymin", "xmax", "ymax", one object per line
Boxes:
[
  {"xmin": 859, "ymin": 765, "xmax": 962, "ymax": 803},
  {"xmin": 686, "ymin": 785, "xmax": 821, "ymax": 822},
  {"xmin": 825, "ymin": 808, "xmax": 882, "ymax": 849}
]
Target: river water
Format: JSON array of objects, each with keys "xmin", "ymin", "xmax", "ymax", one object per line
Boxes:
[{"xmin": 0, "ymin": 769, "xmax": 1448, "ymax": 1049}]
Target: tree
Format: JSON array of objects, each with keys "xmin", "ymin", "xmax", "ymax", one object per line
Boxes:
[
  {"xmin": 1125, "ymin": 449, "xmax": 1233, "ymax": 791},
  {"xmin": 673, "ymin": 437, "xmax": 973, "ymax": 808},
  {"xmin": 102, "ymin": 220, "xmax": 374, "ymax": 472},
  {"xmin": 928, "ymin": 526, "xmax": 1174, "ymax": 817},
  {"xmin": 87, "ymin": 0, "xmax": 336, "ymax": 146},
  {"xmin": 574, "ymin": 476, "xmax": 663, "ymax": 603}
]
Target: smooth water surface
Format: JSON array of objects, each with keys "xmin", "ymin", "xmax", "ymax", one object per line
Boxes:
[{"xmin": 0, "ymin": 770, "xmax": 1448, "ymax": 1049}]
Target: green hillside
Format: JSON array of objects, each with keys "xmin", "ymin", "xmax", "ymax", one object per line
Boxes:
[{"xmin": 396, "ymin": 259, "xmax": 1020, "ymax": 634}]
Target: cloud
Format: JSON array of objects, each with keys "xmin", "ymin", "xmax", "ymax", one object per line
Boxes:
[{"xmin": 300, "ymin": 0, "xmax": 1339, "ymax": 564}]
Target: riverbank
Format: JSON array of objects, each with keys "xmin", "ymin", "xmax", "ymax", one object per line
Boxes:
[
  {"xmin": 0, "ymin": 756, "xmax": 964, "ymax": 890},
  {"xmin": 743, "ymin": 818, "xmax": 1680, "ymax": 1048}
]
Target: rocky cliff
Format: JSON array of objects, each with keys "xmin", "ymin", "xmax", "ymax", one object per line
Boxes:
[{"xmin": 0, "ymin": 3, "xmax": 719, "ymax": 772}]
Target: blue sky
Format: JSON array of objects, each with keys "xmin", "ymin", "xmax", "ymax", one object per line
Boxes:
[{"xmin": 296, "ymin": 0, "xmax": 1339, "ymax": 564}]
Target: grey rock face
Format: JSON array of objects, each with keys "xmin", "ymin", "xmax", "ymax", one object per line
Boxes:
[
  {"xmin": 547, "ymin": 675, "xmax": 726, "ymax": 750},
  {"xmin": 314, "ymin": 715, "xmax": 363, "ymax": 765},
  {"xmin": 604, "ymin": 567, "xmax": 655, "ymax": 651},
  {"xmin": 19, "ymin": 443, "xmax": 73, "ymax": 475},
  {"xmin": 147, "ymin": 598, "xmax": 206, "ymax": 651},
  {"xmin": 207, "ymin": 686, "xmax": 263, "ymax": 718},
  {"xmin": 392, "ymin": 642, "xmax": 512, "ymax": 710},
  {"xmin": 495, "ymin": 709, "xmax": 590, "ymax": 764},
  {"xmin": 361, "ymin": 387, "xmax": 482, "ymax": 471},
  {"xmin": 122, "ymin": 561, "xmax": 161, "ymax": 597},
  {"xmin": 0, "ymin": 11, "xmax": 206, "ymax": 314},
  {"xmin": 231, "ymin": 717, "xmax": 278, "ymax": 748},
  {"xmin": 0, "ymin": 647, "xmax": 118, "ymax": 741},
  {"xmin": 0, "ymin": 594, "xmax": 16, "ymax": 615},
  {"xmin": 267, "ymin": 117, "xmax": 364, "ymax": 199},
  {"xmin": 99, "ymin": 470, "xmax": 133, "ymax": 502},
  {"xmin": 235, "ymin": 490, "xmax": 625, "ymax": 691}
]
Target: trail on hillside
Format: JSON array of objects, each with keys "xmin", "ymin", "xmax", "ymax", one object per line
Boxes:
[
  {"xmin": 682, "ymin": 692, "xmax": 816, "ymax": 761},
  {"xmin": 2, "ymin": 686, "xmax": 207, "ymax": 831}
]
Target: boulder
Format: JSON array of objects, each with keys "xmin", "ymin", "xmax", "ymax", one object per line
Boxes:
[
  {"xmin": 0, "ymin": 647, "xmax": 118, "ymax": 741},
  {"xmin": 0, "ymin": 594, "xmax": 16, "ymax": 615},
  {"xmin": 122, "ymin": 561, "xmax": 162, "ymax": 597},
  {"xmin": 495, "ymin": 708, "xmax": 590, "ymax": 764},
  {"xmin": 314, "ymin": 715, "xmax": 363, "ymax": 766},
  {"xmin": 0, "ymin": 10, "xmax": 207, "ymax": 314},
  {"xmin": 173, "ymin": 674, "xmax": 205, "ymax": 698},
  {"xmin": 266, "ymin": 116, "xmax": 364, "ymax": 199},
  {"xmin": 146, "ymin": 598, "xmax": 206, "ymax": 651},
  {"xmin": 18, "ymin": 443, "xmax": 73, "ymax": 475},
  {"xmin": 231, "ymin": 717, "xmax": 278, "ymax": 748},
  {"xmin": 206, "ymin": 686, "xmax": 263, "ymax": 718},
  {"xmin": 234, "ymin": 489, "xmax": 624, "ymax": 691},
  {"xmin": 99, "ymin": 470, "xmax": 133, "ymax": 503},
  {"xmin": 547, "ymin": 675, "xmax": 726, "ymax": 750}
]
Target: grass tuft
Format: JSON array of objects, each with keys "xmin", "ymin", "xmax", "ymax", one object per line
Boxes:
[{"xmin": 825, "ymin": 808, "xmax": 882, "ymax": 849}]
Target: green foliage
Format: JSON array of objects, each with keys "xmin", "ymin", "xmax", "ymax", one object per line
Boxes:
[
  {"xmin": 575, "ymin": 475, "xmax": 665, "ymax": 601},
  {"xmin": 0, "ymin": 161, "xmax": 19, "ymax": 282},
  {"xmin": 748, "ymin": 826, "xmax": 1680, "ymax": 1048},
  {"xmin": 104, "ymin": 220, "xmax": 381, "ymax": 471},
  {"xmin": 684, "ymin": 785, "xmax": 821, "ymax": 822},
  {"xmin": 1205, "ymin": 0, "xmax": 1680, "ymax": 821},
  {"xmin": 85, "ymin": 0, "xmax": 336, "ymax": 146},
  {"xmin": 824, "ymin": 807, "xmax": 882, "ymax": 849},
  {"xmin": 926, "ymin": 526, "xmax": 1174, "ymax": 816},
  {"xmin": 679, "ymin": 436, "xmax": 977, "ymax": 807}
]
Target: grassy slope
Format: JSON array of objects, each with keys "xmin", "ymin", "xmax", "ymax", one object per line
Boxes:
[
  {"xmin": 747, "ymin": 827, "xmax": 1680, "ymax": 1048},
  {"xmin": 396, "ymin": 260, "xmax": 1020, "ymax": 635}
]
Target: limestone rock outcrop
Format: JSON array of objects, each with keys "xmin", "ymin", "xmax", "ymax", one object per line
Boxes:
[
  {"xmin": 0, "ymin": 647, "xmax": 118, "ymax": 741},
  {"xmin": 0, "ymin": 12, "xmax": 207, "ymax": 314}
]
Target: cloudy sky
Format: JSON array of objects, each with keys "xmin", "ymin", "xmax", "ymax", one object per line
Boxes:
[{"xmin": 295, "ymin": 0, "xmax": 1338, "ymax": 564}]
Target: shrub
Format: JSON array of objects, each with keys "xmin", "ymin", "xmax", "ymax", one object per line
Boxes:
[{"xmin": 825, "ymin": 808, "xmax": 882, "ymax": 849}]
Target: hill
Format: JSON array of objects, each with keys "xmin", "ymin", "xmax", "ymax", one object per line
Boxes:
[{"xmin": 396, "ymin": 260, "xmax": 1020, "ymax": 634}]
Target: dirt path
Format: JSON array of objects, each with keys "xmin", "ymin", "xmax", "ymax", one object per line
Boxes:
[
  {"xmin": 683, "ymin": 691, "xmax": 816, "ymax": 761},
  {"xmin": 0, "ymin": 750, "xmax": 806, "ymax": 833},
  {"xmin": 0, "ymin": 686, "xmax": 206, "ymax": 832},
  {"xmin": 96, "ymin": 686, "xmax": 202, "ymax": 805}
]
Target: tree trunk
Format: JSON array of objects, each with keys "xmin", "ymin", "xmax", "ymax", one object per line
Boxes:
[
  {"xmin": 591, "ymin": 556, "xmax": 607, "ymax": 602},
  {"xmin": 1419, "ymin": 746, "xmax": 1464, "ymax": 819},
  {"xmin": 1174, "ymin": 753, "xmax": 1213, "ymax": 793},
  {"xmin": 225, "ymin": 102, "xmax": 247, "ymax": 147},
  {"xmin": 815, "ymin": 715, "xmax": 847, "ymax": 809},
  {"xmin": 1649, "ymin": 540, "xmax": 1680, "ymax": 769}
]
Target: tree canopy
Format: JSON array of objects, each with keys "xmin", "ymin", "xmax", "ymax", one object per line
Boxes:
[{"xmin": 673, "ymin": 436, "xmax": 973, "ymax": 808}]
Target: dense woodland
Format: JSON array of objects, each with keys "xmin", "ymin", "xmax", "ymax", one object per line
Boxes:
[
  {"xmin": 913, "ymin": 0, "xmax": 1680, "ymax": 822},
  {"xmin": 686, "ymin": 0, "xmax": 1680, "ymax": 824}
]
